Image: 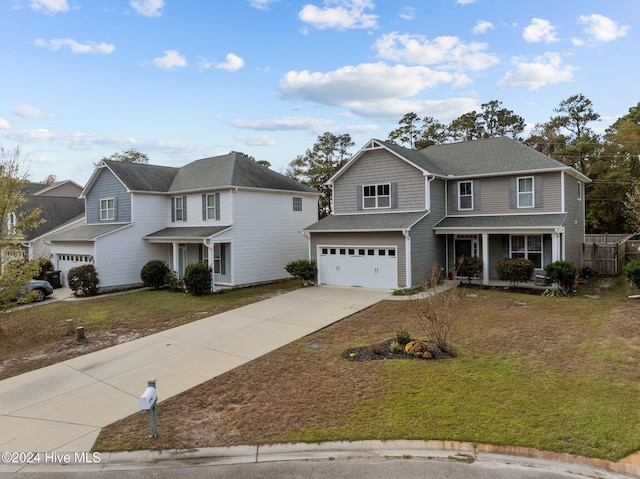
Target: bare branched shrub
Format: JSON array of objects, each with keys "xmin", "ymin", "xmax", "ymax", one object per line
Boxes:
[{"xmin": 415, "ymin": 280, "xmax": 462, "ymax": 351}]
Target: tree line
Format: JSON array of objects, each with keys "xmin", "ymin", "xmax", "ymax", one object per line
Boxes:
[{"xmin": 286, "ymin": 95, "xmax": 640, "ymax": 234}]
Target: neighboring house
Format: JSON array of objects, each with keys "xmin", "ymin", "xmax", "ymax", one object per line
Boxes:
[
  {"xmin": 12, "ymin": 181, "xmax": 85, "ymax": 260},
  {"xmin": 304, "ymin": 137, "xmax": 590, "ymax": 290},
  {"xmin": 45, "ymin": 154, "xmax": 319, "ymax": 290}
]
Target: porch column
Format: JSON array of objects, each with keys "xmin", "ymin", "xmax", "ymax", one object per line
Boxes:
[
  {"xmin": 551, "ymin": 232, "xmax": 560, "ymax": 262},
  {"xmin": 209, "ymin": 241, "xmax": 216, "ymax": 293},
  {"xmin": 482, "ymin": 233, "xmax": 489, "ymax": 285},
  {"xmin": 172, "ymin": 242, "xmax": 179, "ymax": 273}
]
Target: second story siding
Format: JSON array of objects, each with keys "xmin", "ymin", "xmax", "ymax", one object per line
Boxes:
[
  {"xmin": 446, "ymin": 172, "xmax": 563, "ymax": 216},
  {"xmin": 167, "ymin": 189, "xmax": 233, "ymax": 225},
  {"xmin": 333, "ymin": 149, "xmax": 426, "ymax": 214},
  {"xmin": 85, "ymin": 168, "xmax": 131, "ymax": 224}
]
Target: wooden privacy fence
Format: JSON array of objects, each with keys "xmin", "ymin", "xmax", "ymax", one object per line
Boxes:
[{"xmin": 583, "ymin": 234, "xmax": 640, "ymax": 276}]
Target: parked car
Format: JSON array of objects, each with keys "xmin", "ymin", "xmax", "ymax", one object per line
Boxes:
[{"xmin": 16, "ymin": 280, "xmax": 54, "ymax": 303}]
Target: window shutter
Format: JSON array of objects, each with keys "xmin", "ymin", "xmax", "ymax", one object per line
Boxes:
[
  {"xmin": 534, "ymin": 175, "xmax": 543, "ymax": 208},
  {"xmin": 473, "ymin": 180, "xmax": 480, "ymax": 210},
  {"xmin": 357, "ymin": 186, "xmax": 362, "ymax": 210},
  {"xmin": 449, "ymin": 182, "xmax": 457, "ymax": 212},
  {"xmin": 220, "ymin": 244, "xmax": 226, "ymax": 275},
  {"xmin": 202, "ymin": 194, "xmax": 207, "ymax": 221},
  {"xmin": 215, "ymin": 193, "xmax": 220, "ymax": 220},
  {"xmin": 198, "ymin": 244, "xmax": 203, "ymax": 262},
  {"xmin": 171, "ymin": 197, "xmax": 176, "ymax": 222},
  {"xmin": 391, "ymin": 182, "xmax": 398, "ymax": 208},
  {"xmin": 509, "ymin": 178, "xmax": 517, "ymax": 209},
  {"xmin": 182, "ymin": 195, "xmax": 187, "ymax": 221},
  {"xmin": 113, "ymin": 198, "xmax": 118, "ymax": 220}
]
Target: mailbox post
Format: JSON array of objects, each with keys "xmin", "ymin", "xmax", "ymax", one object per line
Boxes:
[{"xmin": 139, "ymin": 379, "xmax": 158, "ymax": 438}]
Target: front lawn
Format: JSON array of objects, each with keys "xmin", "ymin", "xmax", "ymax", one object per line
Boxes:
[
  {"xmin": 0, "ymin": 280, "xmax": 301, "ymax": 380},
  {"xmin": 94, "ymin": 276, "xmax": 640, "ymax": 461}
]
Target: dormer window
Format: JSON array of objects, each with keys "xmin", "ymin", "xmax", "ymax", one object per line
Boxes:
[
  {"xmin": 100, "ymin": 198, "xmax": 115, "ymax": 221},
  {"xmin": 458, "ymin": 181, "xmax": 473, "ymax": 210},
  {"xmin": 363, "ymin": 183, "xmax": 390, "ymax": 209}
]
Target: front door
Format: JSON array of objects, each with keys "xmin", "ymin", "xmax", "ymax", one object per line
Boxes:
[{"xmin": 455, "ymin": 239, "xmax": 472, "ymax": 259}]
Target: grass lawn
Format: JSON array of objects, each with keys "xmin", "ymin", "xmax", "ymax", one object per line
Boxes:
[
  {"xmin": 93, "ymin": 276, "xmax": 640, "ymax": 462},
  {"xmin": 0, "ymin": 279, "xmax": 302, "ymax": 380}
]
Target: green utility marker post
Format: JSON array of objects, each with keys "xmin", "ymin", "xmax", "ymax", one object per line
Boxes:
[{"xmin": 139, "ymin": 379, "xmax": 158, "ymax": 438}]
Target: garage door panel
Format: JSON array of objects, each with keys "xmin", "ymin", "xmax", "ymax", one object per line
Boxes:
[{"xmin": 318, "ymin": 246, "xmax": 397, "ymax": 290}]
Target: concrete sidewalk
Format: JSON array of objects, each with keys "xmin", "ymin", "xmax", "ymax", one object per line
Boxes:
[{"xmin": 0, "ymin": 286, "xmax": 388, "ymax": 453}]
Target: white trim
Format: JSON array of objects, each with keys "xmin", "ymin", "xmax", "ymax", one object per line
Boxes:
[
  {"xmin": 99, "ymin": 197, "xmax": 115, "ymax": 221},
  {"xmin": 457, "ymin": 180, "xmax": 473, "ymax": 211},
  {"xmin": 561, "ymin": 170, "xmax": 566, "ymax": 213},
  {"xmin": 516, "ymin": 176, "xmax": 534, "ymax": 208},
  {"xmin": 362, "ymin": 183, "xmax": 391, "ymax": 209}
]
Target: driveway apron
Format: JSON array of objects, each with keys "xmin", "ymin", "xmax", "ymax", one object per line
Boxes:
[{"xmin": 0, "ymin": 286, "xmax": 388, "ymax": 453}]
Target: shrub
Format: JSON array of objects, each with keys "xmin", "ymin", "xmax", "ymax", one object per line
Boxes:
[
  {"xmin": 183, "ymin": 262, "xmax": 212, "ymax": 296},
  {"xmin": 68, "ymin": 264, "xmax": 99, "ymax": 296},
  {"xmin": 623, "ymin": 260, "xmax": 640, "ymax": 289},
  {"xmin": 495, "ymin": 257, "xmax": 535, "ymax": 287},
  {"xmin": 140, "ymin": 260, "xmax": 171, "ymax": 289},
  {"xmin": 165, "ymin": 270, "xmax": 184, "ymax": 292},
  {"xmin": 395, "ymin": 328, "xmax": 412, "ymax": 345},
  {"xmin": 415, "ymin": 286, "xmax": 461, "ymax": 351},
  {"xmin": 404, "ymin": 340, "xmax": 433, "ymax": 359},
  {"xmin": 284, "ymin": 259, "xmax": 317, "ymax": 285},
  {"xmin": 389, "ymin": 341, "xmax": 401, "ymax": 353},
  {"xmin": 370, "ymin": 342, "xmax": 384, "ymax": 355},
  {"xmin": 457, "ymin": 256, "xmax": 483, "ymax": 284},
  {"xmin": 545, "ymin": 260, "xmax": 577, "ymax": 296},
  {"xmin": 33, "ymin": 257, "xmax": 53, "ymax": 280}
]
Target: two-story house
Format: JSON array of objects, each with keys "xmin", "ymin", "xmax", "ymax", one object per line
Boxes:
[
  {"xmin": 45, "ymin": 153, "xmax": 319, "ymax": 290},
  {"xmin": 304, "ymin": 137, "xmax": 590, "ymax": 290}
]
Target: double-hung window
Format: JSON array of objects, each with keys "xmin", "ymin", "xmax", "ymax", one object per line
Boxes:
[
  {"xmin": 100, "ymin": 198, "xmax": 115, "ymax": 221},
  {"xmin": 511, "ymin": 235, "xmax": 543, "ymax": 268},
  {"xmin": 292, "ymin": 196, "xmax": 302, "ymax": 211},
  {"xmin": 173, "ymin": 197, "xmax": 185, "ymax": 221},
  {"xmin": 205, "ymin": 194, "xmax": 216, "ymax": 220},
  {"xmin": 458, "ymin": 181, "xmax": 473, "ymax": 210},
  {"xmin": 363, "ymin": 183, "xmax": 390, "ymax": 209},
  {"xmin": 517, "ymin": 177, "xmax": 534, "ymax": 208}
]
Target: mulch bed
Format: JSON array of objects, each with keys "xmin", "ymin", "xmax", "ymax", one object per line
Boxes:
[{"xmin": 341, "ymin": 338, "xmax": 456, "ymax": 362}]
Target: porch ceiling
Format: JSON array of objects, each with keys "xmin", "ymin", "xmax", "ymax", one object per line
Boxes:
[
  {"xmin": 434, "ymin": 213, "xmax": 567, "ymax": 234},
  {"xmin": 144, "ymin": 225, "xmax": 231, "ymax": 242}
]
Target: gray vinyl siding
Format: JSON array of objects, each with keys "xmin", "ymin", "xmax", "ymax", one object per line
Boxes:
[
  {"xmin": 563, "ymin": 172, "xmax": 586, "ymax": 267},
  {"xmin": 310, "ymin": 231, "xmax": 407, "ymax": 288},
  {"xmin": 333, "ymin": 149, "xmax": 426, "ymax": 214},
  {"xmin": 410, "ymin": 179, "xmax": 447, "ymax": 285},
  {"xmin": 85, "ymin": 168, "xmax": 131, "ymax": 223},
  {"xmin": 447, "ymin": 172, "xmax": 562, "ymax": 215}
]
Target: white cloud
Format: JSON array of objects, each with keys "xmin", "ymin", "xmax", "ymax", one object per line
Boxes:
[
  {"xmin": 473, "ymin": 20, "xmax": 494, "ymax": 35},
  {"xmin": 280, "ymin": 63, "xmax": 455, "ymax": 104},
  {"xmin": 523, "ymin": 18, "xmax": 559, "ymax": 43},
  {"xmin": 249, "ymin": 0, "xmax": 278, "ymax": 10},
  {"xmin": 236, "ymin": 134, "xmax": 276, "ymax": 146},
  {"xmin": 152, "ymin": 50, "xmax": 188, "ymax": 69},
  {"xmin": 0, "ymin": 118, "xmax": 10, "ymax": 130},
  {"xmin": 29, "ymin": 0, "xmax": 68, "ymax": 15},
  {"xmin": 348, "ymin": 97, "xmax": 479, "ymax": 122},
  {"xmin": 497, "ymin": 53, "xmax": 577, "ymax": 90},
  {"xmin": 298, "ymin": 0, "xmax": 378, "ymax": 31},
  {"xmin": 579, "ymin": 14, "xmax": 629, "ymax": 42},
  {"xmin": 397, "ymin": 6, "xmax": 414, "ymax": 21},
  {"xmin": 130, "ymin": 0, "xmax": 164, "ymax": 17},
  {"xmin": 34, "ymin": 38, "xmax": 116, "ymax": 54},
  {"xmin": 456, "ymin": 0, "xmax": 475, "ymax": 4},
  {"xmin": 571, "ymin": 37, "xmax": 585, "ymax": 46},
  {"xmin": 230, "ymin": 116, "xmax": 335, "ymax": 131},
  {"xmin": 215, "ymin": 53, "xmax": 245, "ymax": 72},
  {"xmin": 14, "ymin": 104, "xmax": 51, "ymax": 118},
  {"xmin": 374, "ymin": 32, "xmax": 499, "ymax": 72}
]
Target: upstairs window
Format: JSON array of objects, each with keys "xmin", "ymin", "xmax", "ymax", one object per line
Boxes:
[
  {"xmin": 577, "ymin": 181, "xmax": 582, "ymax": 201},
  {"xmin": 292, "ymin": 196, "xmax": 302, "ymax": 211},
  {"xmin": 7, "ymin": 212, "xmax": 16, "ymax": 234},
  {"xmin": 172, "ymin": 196, "xmax": 187, "ymax": 222},
  {"xmin": 100, "ymin": 198, "xmax": 115, "ymax": 221},
  {"xmin": 517, "ymin": 177, "xmax": 534, "ymax": 208},
  {"xmin": 205, "ymin": 194, "xmax": 217, "ymax": 220},
  {"xmin": 458, "ymin": 181, "xmax": 473, "ymax": 210},
  {"xmin": 363, "ymin": 183, "xmax": 390, "ymax": 209}
]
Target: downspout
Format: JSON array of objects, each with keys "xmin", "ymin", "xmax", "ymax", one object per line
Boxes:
[{"xmin": 402, "ymin": 229, "xmax": 411, "ymax": 289}]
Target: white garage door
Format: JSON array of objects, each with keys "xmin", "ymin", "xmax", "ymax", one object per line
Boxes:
[
  {"xmin": 57, "ymin": 254, "xmax": 94, "ymax": 287},
  {"xmin": 317, "ymin": 246, "xmax": 397, "ymax": 290}
]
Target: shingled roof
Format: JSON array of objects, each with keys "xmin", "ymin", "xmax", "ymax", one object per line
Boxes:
[
  {"xmin": 98, "ymin": 153, "xmax": 316, "ymax": 194},
  {"xmin": 20, "ymin": 196, "xmax": 85, "ymax": 240}
]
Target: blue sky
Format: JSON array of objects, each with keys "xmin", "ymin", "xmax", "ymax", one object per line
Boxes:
[{"xmin": 0, "ymin": 0, "xmax": 638, "ymax": 185}]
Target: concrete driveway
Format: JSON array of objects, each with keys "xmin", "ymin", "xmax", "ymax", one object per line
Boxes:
[{"xmin": 0, "ymin": 286, "xmax": 388, "ymax": 456}]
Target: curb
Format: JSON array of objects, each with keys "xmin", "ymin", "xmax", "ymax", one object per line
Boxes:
[{"xmin": 6, "ymin": 441, "xmax": 640, "ymax": 477}]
